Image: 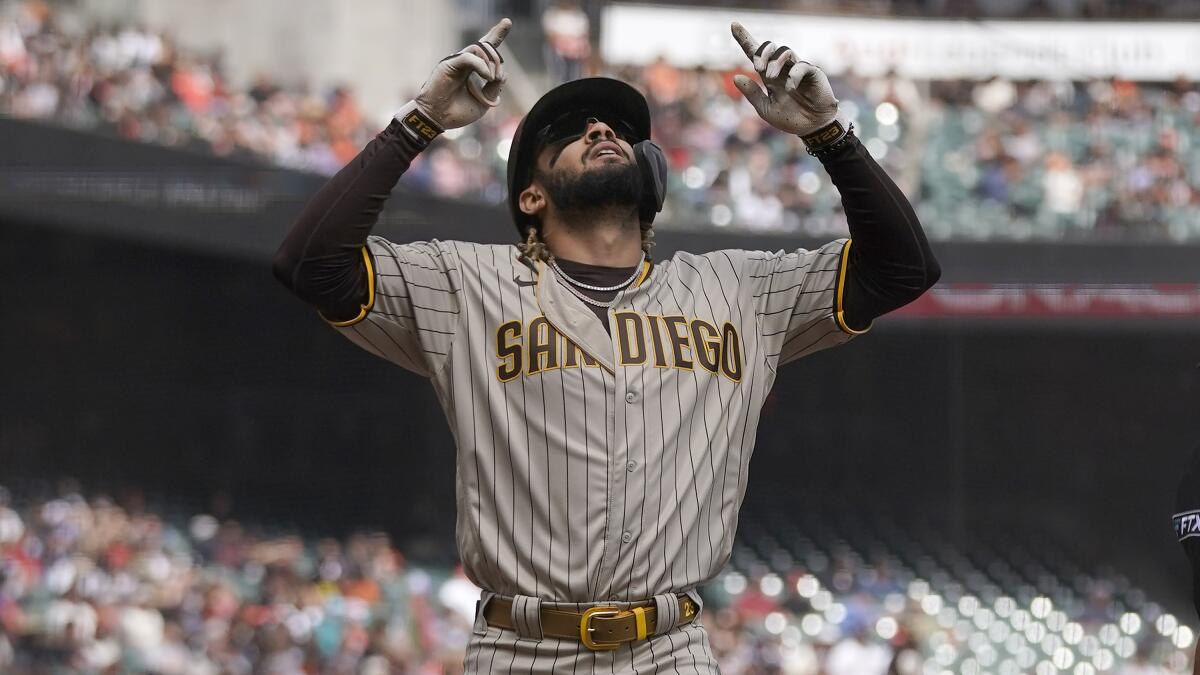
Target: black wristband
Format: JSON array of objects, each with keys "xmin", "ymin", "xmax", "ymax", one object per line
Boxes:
[
  {"xmin": 801, "ymin": 120, "xmax": 854, "ymax": 158},
  {"xmin": 399, "ymin": 106, "xmax": 443, "ymax": 145}
]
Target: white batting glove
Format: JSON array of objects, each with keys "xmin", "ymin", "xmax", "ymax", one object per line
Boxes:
[
  {"xmin": 729, "ymin": 22, "xmax": 841, "ymax": 140},
  {"xmin": 409, "ymin": 18, "xmax": 511, "ymax": 133}
]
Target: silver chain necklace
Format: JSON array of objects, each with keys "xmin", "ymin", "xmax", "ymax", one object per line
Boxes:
[
  {"xmin": 557, "ymin": 279, "xmax": 620, "ymax": 309},
  {"xmin": 550, "ymin": 251, "xmax": 646, "ymax": 292}
]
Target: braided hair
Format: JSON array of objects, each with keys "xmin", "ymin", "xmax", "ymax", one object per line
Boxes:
[{"xmin": 517, "ymin": 222, "xmax": 655, "ymax": 264}]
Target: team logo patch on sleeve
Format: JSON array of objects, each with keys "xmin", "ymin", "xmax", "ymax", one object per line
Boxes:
[{"xmin": 1174, "ymin": 510, "xmax": 1200, "ymax": 541}]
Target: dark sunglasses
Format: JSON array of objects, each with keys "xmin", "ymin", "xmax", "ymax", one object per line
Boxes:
[{"xmin": 534, "ymin": 109, "xmax": 642, "ymax": 150}]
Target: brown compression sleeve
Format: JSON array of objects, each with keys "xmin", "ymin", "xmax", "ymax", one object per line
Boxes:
[
  {"xmin": 272, "ymin": 117, "xmax": 432, "ymax": 321},
  {"xmin": 814, "ymin": 131, "xmax": 941, "ymax": 330}
]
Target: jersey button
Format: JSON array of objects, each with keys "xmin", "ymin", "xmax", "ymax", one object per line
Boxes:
[
  {"xmin": 627, "ymin": 461, "xmax": 637, "ymax": 472},
  {"xmin": 625, "ymin": 391, "xmax": 638, "ymax": 404},
  {"xmin": 621, "ymin": 531, "xmax": 633, "ymax": 543}
]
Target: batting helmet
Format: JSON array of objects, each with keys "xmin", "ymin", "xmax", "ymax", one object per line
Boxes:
[{"xmin": 506, "ymin": 77, "xmax": 667, "ymax": 237}]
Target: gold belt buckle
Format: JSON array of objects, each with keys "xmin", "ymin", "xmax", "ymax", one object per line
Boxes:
[{"xmin": 579, "ymin": 607, "xmax": 622, "ymax": 651}]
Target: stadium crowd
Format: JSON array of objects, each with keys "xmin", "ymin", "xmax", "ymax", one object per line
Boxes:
[
  {"xmin": 0, "ymin": 0, "xmax": 371, "ymax": 175},
  {"xmin": 0, "ymin": 483, "xmax": 1193, "ymax": 674},
  {"xmin": 2, "ymin": 0, "xmax": 1199, "ymax": 241},
  {"xmin": 419, "ymin": 66, "xmax": 1200, "ymax": 241}
]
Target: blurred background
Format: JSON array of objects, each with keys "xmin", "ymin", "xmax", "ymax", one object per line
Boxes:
[{"xmin": 1, "ymin": 0, "xmax": 1199, "ymax": 673}]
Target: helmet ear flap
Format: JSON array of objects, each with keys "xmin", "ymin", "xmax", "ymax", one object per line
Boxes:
[{"xmin": 634, "ymin": 139, "xmax": 668, "ymax": 224}]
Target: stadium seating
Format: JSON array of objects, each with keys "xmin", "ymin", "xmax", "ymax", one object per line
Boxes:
[
  {"xmin": 712, "ymin": 486, "xmax": 1194, "ymax": 674},
  {"xmin": 3, "ymin": 2, "xmax": 1198, "ymax": 243},
  {"xmin": 0, "ymin": 482, "xmax": 1191, "ymax": 674}
]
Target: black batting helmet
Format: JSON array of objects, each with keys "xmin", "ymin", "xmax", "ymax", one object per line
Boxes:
[{"xmin": 506, "ymin": 77, "xmax": 654, "ymax": 237}]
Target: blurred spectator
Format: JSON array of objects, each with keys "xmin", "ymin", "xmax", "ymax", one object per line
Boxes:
[
  {"xmin": 542, "ymin": 0, "xmax": 590, "ymax": 83},
  {"xmin": 1043, "ymin": 151, "xmax": 1085, "ymax": 226},
  {"xmin": 972, "ymin": 76, "xmax": 1018, "ymax": 113},
  {"xmin": 825, "ymin": 622, "xmax": 892, "ymax": 675},
  {"xmin": 886, "ymin": 625, "xmax": 921, "ymax": 675},
  {"xmin": 1118, "ymin": 648, "xmax": 1172, "ymax": 675}
]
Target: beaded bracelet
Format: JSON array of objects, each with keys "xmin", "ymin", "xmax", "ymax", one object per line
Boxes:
[{"xmin": 802, "ymin": 121, "xmax": 855, "ymax": 159}]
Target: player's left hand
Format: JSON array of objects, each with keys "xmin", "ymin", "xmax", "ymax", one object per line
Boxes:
[
  {"xmin": 730, "ymin": 22, "xmax": 839, "ymax": 137},
  {"xmin": 412, "ymin": 18, "xmax": 510, "ymax": 130}
]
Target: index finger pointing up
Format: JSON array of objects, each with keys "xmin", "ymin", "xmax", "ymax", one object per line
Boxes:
[
  {"xmin": 480, "ymin": 17, "xmax": 512, "ymax": 48},
  {"xmin": 731, "ymin": 22, "xmax": 762, "ymax": 61}
]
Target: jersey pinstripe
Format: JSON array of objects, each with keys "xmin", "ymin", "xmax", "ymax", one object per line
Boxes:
[{"xmin": 330, "ymin": 235, "xmax": 862, "ymax": 603}]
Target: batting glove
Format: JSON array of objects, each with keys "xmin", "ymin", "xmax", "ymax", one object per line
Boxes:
[
  {"xmin": 730, "ymin": 22, "xmax": 842, "ymax": 143},
  {"xmin": 405, "ymin": 18, "xmax": 510, "ymax": 135}
]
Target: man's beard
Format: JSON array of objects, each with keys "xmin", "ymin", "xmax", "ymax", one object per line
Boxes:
[{"xmin": 538, "ymin": 162, "xmax": 642, "ymax": 223}]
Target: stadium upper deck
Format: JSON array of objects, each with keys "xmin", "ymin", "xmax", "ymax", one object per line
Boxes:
[
  {"xmin": 616, "ymin": 0, "xmax": 1200, "ymax": 19},
  {"xmin": 2, "ymin": 0, "xmax": 1198, "ymax": 242}
]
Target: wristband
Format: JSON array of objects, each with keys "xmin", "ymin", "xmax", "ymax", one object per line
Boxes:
[
  {"xmin": 393, "ymin": 101, "xmax": 443, "ymax": 145},
  {"xmin": 801, "ymin": 120, "xmax": 853, "ymax": 158}
]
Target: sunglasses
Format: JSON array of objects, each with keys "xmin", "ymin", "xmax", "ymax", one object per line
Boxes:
[{"xmin": 534, "ymin": 109, "xmax": 642, "ymax": 151}]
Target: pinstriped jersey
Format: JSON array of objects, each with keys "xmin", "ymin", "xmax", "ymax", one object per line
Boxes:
[{"xmin": 330, "ymin": 235, "xmax": 864, "ymax": 602}]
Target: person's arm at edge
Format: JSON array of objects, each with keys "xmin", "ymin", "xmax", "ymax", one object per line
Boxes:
[
  {"xmin": 809, "ymin": 124, "xmax": 941, "ymax": 333},
  {"xmin": 1178, "ymin": 444, "xmax": 1200, "ymax": 675}
]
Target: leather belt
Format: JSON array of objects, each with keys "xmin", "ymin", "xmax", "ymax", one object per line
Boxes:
[{"xmin": 483, "ymin": 593, "xmax": 699, "ymax": 650}]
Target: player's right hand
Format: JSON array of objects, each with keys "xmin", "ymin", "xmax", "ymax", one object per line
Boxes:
[{"xmin": 413, "ymin": 18, "xmax": 511, "ymax": 130}]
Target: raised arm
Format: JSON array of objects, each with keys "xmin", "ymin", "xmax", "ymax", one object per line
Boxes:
[
  {"xmin": 272, "ymin": 18, "xmax": 511, "ymax": 322},
  {"xmin": 808, "ymin": 124, "xmax": 940, "ymax": 331},
  {"xmin": 729, "ymin": 22, "xmax": 940, "ymax": 332}
]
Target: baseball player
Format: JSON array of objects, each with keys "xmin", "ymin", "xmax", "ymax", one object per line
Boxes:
[{"xmin": 274, "ymin": 18, "xmax": 940, "ymax": 673}]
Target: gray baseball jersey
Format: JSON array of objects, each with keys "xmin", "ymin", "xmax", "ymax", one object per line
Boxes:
[{"xmin": 327, "ymin": 235, "xmax": 863, "ymax": 669}]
